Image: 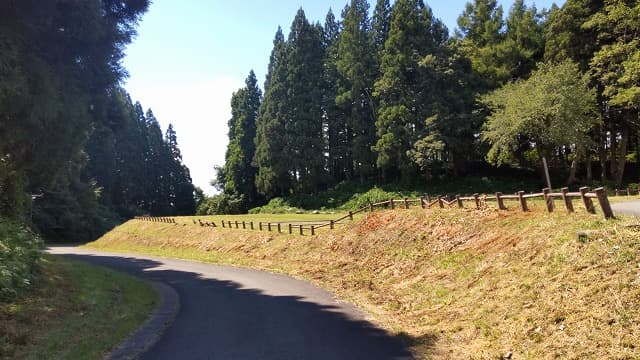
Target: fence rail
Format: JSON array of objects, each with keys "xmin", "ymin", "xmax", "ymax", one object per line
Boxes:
[{"xmin": 135, "ymin": 186, "xmax": 633, "ymax": 236}]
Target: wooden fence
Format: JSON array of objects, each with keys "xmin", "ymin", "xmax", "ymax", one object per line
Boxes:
[{"xmin": 135, "ymin": 186, "xmax": 627, "ymax": 235}]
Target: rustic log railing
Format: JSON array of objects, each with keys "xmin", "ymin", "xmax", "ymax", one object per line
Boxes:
[{"xmin": 134, "ymin": 186, "xmax": 633, "ymax": 235}]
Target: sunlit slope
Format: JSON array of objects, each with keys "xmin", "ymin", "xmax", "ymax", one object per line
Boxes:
[{"xmin": 87, "ymin": 207, "xmax": 640, "ymax": 359}]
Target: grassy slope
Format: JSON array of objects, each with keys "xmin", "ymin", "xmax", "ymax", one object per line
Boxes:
[
  {"xmin": 86, "ymin": 200, "xmax": 640, "ymax": 359},
  {"xmin": 0, "ymin": 256, "xmax": 157, "ymax": 360}
]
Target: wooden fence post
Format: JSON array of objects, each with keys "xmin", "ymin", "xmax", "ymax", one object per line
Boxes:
[
  {"xmin": 543, "ymin": 188, "xmax": 554, "ymax": 212},
  {"xmin": 311, "ymin": 225, "xmax": 315, "ymax": 236},
  {"xmin": 594, "ymin": 187, "xmax": 615, "ymax": 219},
  {"xmin": 299, "ymin": 225, "xmax": 304, "ymax": 235},
  {"xmin": 277, "ymin": 223, "xmax": 282, "ymax": 233},
  {"xmin": 496, "ymin": 192, "xmax": 507, "ymax": 210},
  {"xmin": 627, "ymin": 188, "xmax": 631, "ymax": 197},
  {"xmin": 456, "ymin": 195, "xmax": 463, "ymax": 208},
  {"xmin": 438, "ymin": 196, "xmax": 444, "ymax": 208},
  {"xmin": 267, "ymin": 223, "xmax": 272, "ymax": 232},
  {"xmin": 517, "ymin": 191, "xmax": 528, "ymax": 212},
  {"xmin": 420, "ymin": 197, "xmax": 425, "ymax": 209},
  {"xmin": 349, "ymin": 211, "xmax": 353, "ymax": 220},
  {"xmin": 579, "ymin": 187, "xmax": 596, "ymax": 214},
  {"xmin": 473, "ymin": 194, "xmax": 480, "ymax": 209},
  {"xmin": 561, "ymin": 187, "xmax": 574, "ymax": 213},
  {"xmin": 288, "ymin": 224, "xmax": 293, "ymax": 234},
  {"xmin": 390, "ymin": 199, "xmax": 395, "ymax": 210},
  {"xmin": 404, "ymin": 198, "xmax": 409, "ymax": 209},
  {"xmin": 259, "ymin": 222, "xmax": 263, "ymax": 231},
  {"xmin": 235, "ymin": 221, "xmax": 239, "ymax": 229},
  {"xmin": 370, "ymin": 203, "xmax": 374, "ymax": 212},
  {"xmin": 228, "ymin": 221, "xmax": 232, "ymax": 228},
  {"xmin": 250, "ymin": 221, "xmax": 254, "ymax": 230},
  {"xmin": 221, "ymin": 220, "xmax": 225, "ymax": 228},
  {"xmin": 330, "ymin": 220, "xmax": 334, "ymax": 230},
  {"xmin": 426, "ymin": 194, "xmax": 431, "ymax": 203}
]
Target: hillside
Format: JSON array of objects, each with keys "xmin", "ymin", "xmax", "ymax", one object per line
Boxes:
[{"xmin": 86, "ymin": 204, "xmax": 640, "ymax": 359}]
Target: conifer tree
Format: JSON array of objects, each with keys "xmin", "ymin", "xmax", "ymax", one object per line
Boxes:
[
  {"xmin": 223, "ymin": 71, "xmax": 262, "ymax": 210},
  {"xmin": 254, "ymin": 28, "xmax": 291, "ymax": 198},
  {"xmin": 372, "ymin": 0, "xmax": 392, "ymax": 55},
  {"xmin": 373, "ymin": 0, "xmax": 444, "ymax": 178},
  {"xmin": 337, "ymin": 0, "xmax": 378, "ymax": 180},
  {"xmin": 321, "ymin": 9, "xmax": 349, "ymax": 182},
  {"xmin": 285, "ymin": 9, "xmax": 326, "ymax": 192}
]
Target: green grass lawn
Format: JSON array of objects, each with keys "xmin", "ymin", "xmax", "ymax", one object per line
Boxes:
[{"xmin": 0, "ymin": 255, "xmax": 157, "ymax": 360}]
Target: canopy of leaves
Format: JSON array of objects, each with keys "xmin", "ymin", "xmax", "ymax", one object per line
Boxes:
[{"xmin": 481, "ymin": 61, "xmax": 600, "ymax": 166}]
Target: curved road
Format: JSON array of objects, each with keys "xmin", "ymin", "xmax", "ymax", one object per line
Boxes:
[
  {"xmin": 612, "ymin": 200, "xmax": 640, "ymax": 217},
  {"xmin": 47, "ymin": 247, "xmax": 412, "ymax": 360}
]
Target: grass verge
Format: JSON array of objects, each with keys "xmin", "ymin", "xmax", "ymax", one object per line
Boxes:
[
  {"xmin": 0, "ymin": 255, "xmax": 157, "ymax": 360},
  {"xmin": 86, "ymin": 205, "xmax": 640, "ymax": 359}
]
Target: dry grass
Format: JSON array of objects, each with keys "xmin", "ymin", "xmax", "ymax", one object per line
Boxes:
[{"xmin": 86, "ymin": 203, "xmax": 640, "ymax": 359}]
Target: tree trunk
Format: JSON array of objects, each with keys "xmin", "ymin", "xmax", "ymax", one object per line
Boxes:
[
  {"xmin": 610, "ymin": 126, "xmax": 618, "ymax": 181},
  {"xmin": 597, "ymin": 124, "xmax": 607, "ymax": 181},
  {"xmin": 566, "ymin": 158, "xmax": 578, "ymax": 185},
  {"xmin": 614, "ymin": 112, "xmax": 631, "ymax": 186},
  {"xmin": 586, "ymin": 155, "xmax": 593, "ymax": 182}
]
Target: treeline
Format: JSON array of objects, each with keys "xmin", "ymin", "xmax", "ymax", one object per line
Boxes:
[
  {"xmin": 210, "ymin": 0, "xmax": 639, "ymax": 214},
  {"xmin": 0, "ymin": 1, "xmax": 196, "ymax": 242}
]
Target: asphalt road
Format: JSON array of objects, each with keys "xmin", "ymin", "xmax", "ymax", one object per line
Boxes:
[
  {"xmin": 47, "ymin": 247, "xmax": 413, "ymax": 360},
  {"xmin": 612, "ymin": 200, "xmax": 640, "ymax": 217}
]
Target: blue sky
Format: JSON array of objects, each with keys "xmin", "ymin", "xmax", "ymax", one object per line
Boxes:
[{"xmin": 122, "ymin": 0, "xmax": 564, "ymax": 195}]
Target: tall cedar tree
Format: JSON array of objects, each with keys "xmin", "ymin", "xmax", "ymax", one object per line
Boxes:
[
  {"xmin": 0, "ymin": 0, "xmax": 149, "ymax": 219},
  {"xmin": 321, "ymin": 9, "xmax": 349, "ymax": 182},
  {"xmin": 285, "ymin": 9, "xmax": 326, "ymax": 193},
  {"xmin": 373, "ymin": 0, "xmax": 446, "ymax": 179},
  {"xmin": 337, "ymin": 0, "xmax": 378, "ymax": 181},
  {"xmin": 584, "ymin": 0, "xmax": 640, "ymax": 185},
  {"xmin": 372, "ymin": 0, "xmax": 392, "ymax": 55},
  {"xmin": 254, "ymin": 28, "xmax": 291, "ymax": 198},
  {"xmin": 223, "ymin": 71, "xmax": 262, "ymax": 210}
]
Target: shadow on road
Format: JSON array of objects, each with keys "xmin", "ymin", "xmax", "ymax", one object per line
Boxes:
[{"xmin": 58, "ymin": 252, "xmax": 426, "ymax": 360}]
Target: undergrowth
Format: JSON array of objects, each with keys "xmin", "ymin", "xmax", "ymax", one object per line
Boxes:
[
  {"xmin": 250, "ymin": 176, "xmax": 539, "ymax": 213},
  {"xmin": 0, "ymin": 218, "xmax": 43, "ymax": 301}
]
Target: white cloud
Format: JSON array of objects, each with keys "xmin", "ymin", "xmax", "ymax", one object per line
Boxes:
[{"xmin": 126, "ymin": 76, "xmax": 244, "ymax": 195}]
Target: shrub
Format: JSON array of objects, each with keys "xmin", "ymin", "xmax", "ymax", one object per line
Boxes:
[{"xmin": 0, "ymin": 218, "xmax": 43, "ymax": 301}]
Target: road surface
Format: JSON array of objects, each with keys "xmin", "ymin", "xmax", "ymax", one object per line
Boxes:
[
  {"xmin": 47, "ymin": 247, "xmax": 413, "ymax": 360},
  {"xmin": 612, "ymin": 200, "xmax": 640, "ymax": 217}
]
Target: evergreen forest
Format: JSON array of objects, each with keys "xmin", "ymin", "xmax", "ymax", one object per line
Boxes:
[
  {"xmin": 209, "ymin": 0, "xmax": 640, "ymax": 214},
  {"xmin": 0, "ymin": 1, "xmax": 197, "ymax": 245}
]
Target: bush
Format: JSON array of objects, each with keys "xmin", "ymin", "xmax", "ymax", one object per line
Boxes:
[
  {"xmin": 0, "ymin": 218, "xmax": 43, "ymax": 301},
  {"xmin": 248, "ymin": 198, "xmax": 302, "ymax": 214},
  {"xmin": 197, "ymin": 194, "xmax": 248, "ymax": 215}
]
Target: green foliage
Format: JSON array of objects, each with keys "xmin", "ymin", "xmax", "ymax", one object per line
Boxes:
[
  {"xmin": 221, "ymin": 71, "xmax": 262, "ymax": 212},
  {"xmin": 0, "ymin": 218, "xmax": 43, "ymax": 301},
  {"xmin": 254, "ymin": 28, "xmax": 291, "ymax": 198},
  {"xmin": 196, "ymin": 193, "xmax": 247, "ymax": 215},
  {"xmin": 481, "ymin": 61, "xmax": 600, "ymax": 168},
  {"xmin": 374, "ymin": 0, "xmax": 447, "ymax": 177},
  {"xmin": 336, "ymin": 0, "xmax": 378, "ymax": 180},
  {"xmin": 585, "ymin": 0, "xmax": 640, "ymax": 108}
]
